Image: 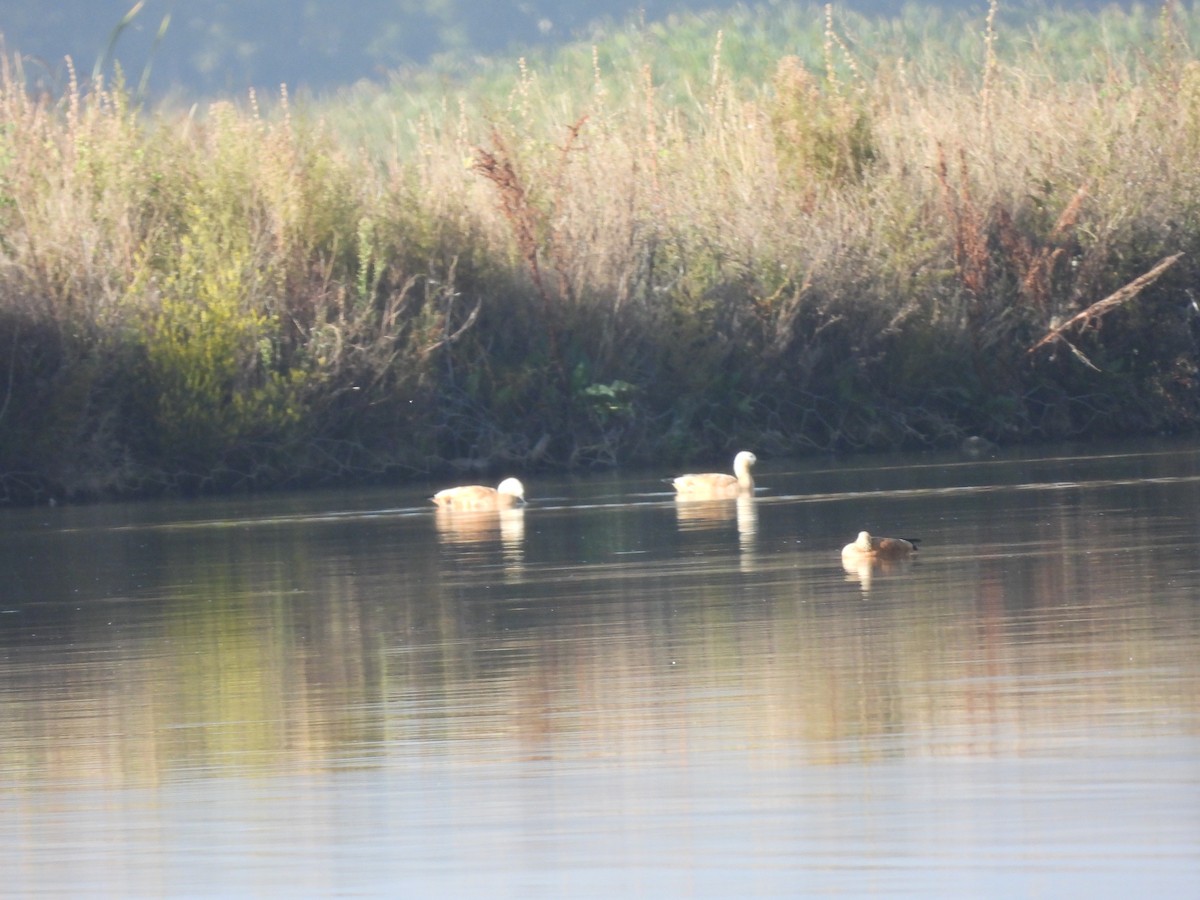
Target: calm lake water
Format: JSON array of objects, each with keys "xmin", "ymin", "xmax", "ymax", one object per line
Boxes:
[{"xmin": 2, "ymin": 440, "xmax": 1199, "ymax": 897}]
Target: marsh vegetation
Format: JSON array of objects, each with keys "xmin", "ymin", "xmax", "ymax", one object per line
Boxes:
[{"xmin": 1, "ymin": 2, "xmax": 1199, "ymax": 502}]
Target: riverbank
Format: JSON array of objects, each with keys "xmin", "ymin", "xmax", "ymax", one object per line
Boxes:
[{"xmin": 1, "ymin": 2, "xmax": 1198, "ymax": 504}]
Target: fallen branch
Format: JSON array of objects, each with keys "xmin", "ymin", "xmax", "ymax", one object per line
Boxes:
[
  {"xmin": 422, "ymin": 297, "xmax": 482, "ymax": 357},
  {"xmin": 1027, "ymin": 252, "xmax": 1183, "ymax": 357}
]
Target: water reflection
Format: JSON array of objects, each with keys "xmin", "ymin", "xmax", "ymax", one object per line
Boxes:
[
  {"xmin": 841, "ymin": 552, "xmax": 916, "ymax": 592},
  {"xmin": 674, "ymin": 492, "xmax": 758, "ymax": 565},
  {"xmin": 2, "ymin": 441, "xmax": 1200, "ymax": 896},
  {"xmin": 434, "ymin": 504, "xmax": 525, "ymax": 575}
]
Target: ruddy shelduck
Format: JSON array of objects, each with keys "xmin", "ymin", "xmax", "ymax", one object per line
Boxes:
[
  {"xmin": 432, "ymin": 477, "xmax": 526, "ymax": 511},
  {"xmin": 672, "ymin": 451, "xmax": 757, "ymax": 498},
  {"xmin": 841, "ymin": 531, "xmax": 920, "ymax": 560}
]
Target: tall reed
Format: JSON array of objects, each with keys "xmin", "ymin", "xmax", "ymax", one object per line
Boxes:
[{"xmin": 1, "ymin": 2, "xmax": 1199, "ymax": 502}]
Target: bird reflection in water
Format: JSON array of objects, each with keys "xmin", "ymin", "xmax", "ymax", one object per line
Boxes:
[
  {"xmin": 841, "ymin": 552, "xmax": 917, "ymax": 592},
  {"xmin": 434, "ymin": 505, "xmax": 526, "ymax": 575},
  {"xmin": 674, "ymin": 493, "xmax": 758, "ymax": 566}
]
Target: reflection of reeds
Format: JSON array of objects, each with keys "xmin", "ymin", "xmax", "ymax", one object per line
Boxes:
[
  {"xmin": 4, "ymin": 512, "xmax": 1199, "ymax": 784},
  {"xmin": 380, "ymin": 561, "xmax": 1200, "ymax": 766}
]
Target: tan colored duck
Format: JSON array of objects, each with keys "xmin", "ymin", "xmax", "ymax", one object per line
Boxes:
[
  {"xmin": 841, "ymin": 531, "xmax": 920, "ymax": 561},
  {"xmin": 431, "ymin": 477, "xmax": 526, "ymax": 511},
  {"xmin": 672, "ymin": 451, "xmax": 757, "ymax": 498}
]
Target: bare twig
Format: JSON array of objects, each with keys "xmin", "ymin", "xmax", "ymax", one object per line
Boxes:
[
  {"xmin": 422, "ymin": 297, "xmax": 481, "ymax": 356},
  {"xmin": 1027, "ymin": 252, "xmax": 1183, "ymax": 357}
]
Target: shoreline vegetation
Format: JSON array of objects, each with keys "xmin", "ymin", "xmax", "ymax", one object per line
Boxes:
[{"xmin": 2, "ymin": 1, "xmax": 1199, "ymax": 504}]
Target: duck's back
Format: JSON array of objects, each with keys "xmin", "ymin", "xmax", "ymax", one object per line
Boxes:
[{"xmin": 433, "ymin": 484, "xmax": 503, "ymax": 510}]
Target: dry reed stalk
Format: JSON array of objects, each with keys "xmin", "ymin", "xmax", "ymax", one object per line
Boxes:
[
  {"xmin": 935, "ymin": 142, "xmax": 989, "ymax": 297},
  {"xmin": 641, "ymin": 63, "xmax": 661, "ymax": 198},
  {"xmin": 990, "ymin": 181, "xmax": 1089, "ymax": 311},
  {"xmin": 1027, "ymin": 252, "xmax": 1184, "ymax": 364},
  {"xmin": 822, "ymin": 5, "xmax": 840, "ymax": 96},
  {"xmin": 471, "ymin": 129, "xmax": 547, "ymax": 299},
  {"xmin": 1019, "ymin": 182, "xmax": 1088, "ymax": 308},
  {"xmin": 545, "ymin": 114, "xmax": 589, "ymax": 306},
  {"xmin": 980, "ymin": 0, "xmax": 999, "ymax": 143},
  {"xmin": 470, "ymin": 118, "xmax": 589, "ymax": 397},
  {"xmin": 710, "ymin": 29, "xmax": 724, "ymax": 91}
]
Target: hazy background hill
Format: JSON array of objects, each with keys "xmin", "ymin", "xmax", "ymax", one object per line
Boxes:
[{"xmin": 1, "ymin": 0, "xmax": 1130, "ymax": 99}]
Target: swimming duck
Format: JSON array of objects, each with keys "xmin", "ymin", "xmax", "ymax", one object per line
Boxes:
[
  {"xmin": 841, "ymin": 531, "xmax": 920, "ymax": 560},
  {"xmin": 672, "ymin": 451, "xmax": 757, "ymax": 498},
  {"xmin": 431, "ymin": 477, "xmax": 526, "ymax": 510}
]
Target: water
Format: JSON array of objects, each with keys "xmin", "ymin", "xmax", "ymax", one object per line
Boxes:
[{"xmin": 2, "ymin": 440, "xmax": 1198, "ymax": 897}]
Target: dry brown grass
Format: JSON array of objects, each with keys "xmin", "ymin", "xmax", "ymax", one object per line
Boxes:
[{"xmin": 2, "ymin": 5, "xmax": 1199, "ymax": 500}]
